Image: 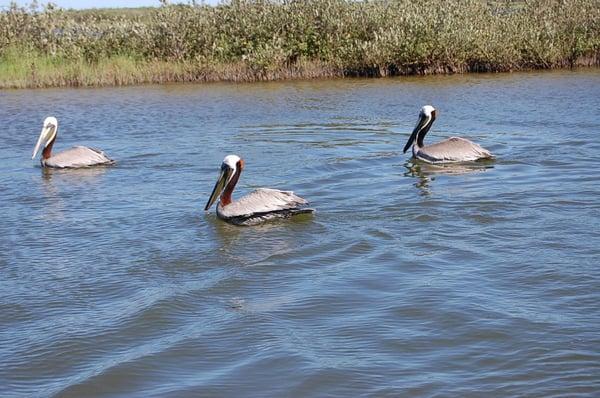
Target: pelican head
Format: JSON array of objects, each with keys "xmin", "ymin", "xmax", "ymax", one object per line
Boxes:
[
  {"xmin": 32, "ymin": 116, "xmax": 58, "ymax": 159},
  {"xmin": 403, "ymin": 105, "xmax": 437, "ymax": 153},
  {"xmin": 204, "ymin": 154, "xmax": 245, "ymax": 211}
]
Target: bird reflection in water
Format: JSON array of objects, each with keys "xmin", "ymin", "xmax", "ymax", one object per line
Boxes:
[
  {"xmin": 404, "ymin": 159, "xmax": 494, "ymax": 196},
  {"xmin": 206, "ymin": 211, "xmax": 314, "ymax": 264},
  {"xmin": 40, "ymin": 166, "xmax": 109, "ymax": 220},
  {"xmin": 41, "ymin": 165, "xmax": 109, "ymax": 182}
]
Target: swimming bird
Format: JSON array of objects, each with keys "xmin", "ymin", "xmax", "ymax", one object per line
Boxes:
[
  {"xmin": 403, "ymin": 105, "xmax": 493, "ymax": 163},
  {"xmin": 204, "ymin": 155, "xmax": 314, "ymax": 226},
  {"xmin": 32, "ymin": 116, "xmax": 114, "ymax": 168}
]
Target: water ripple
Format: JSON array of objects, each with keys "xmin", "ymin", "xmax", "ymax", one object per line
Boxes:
[{"xmin": 1, "ymin": 70, "xmax": 600, "ymax": 397}]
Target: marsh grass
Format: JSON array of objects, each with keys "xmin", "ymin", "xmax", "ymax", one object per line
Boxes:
[{"xmin": 1, "ymin": 0, "xmax": 599, "ymax": 88}]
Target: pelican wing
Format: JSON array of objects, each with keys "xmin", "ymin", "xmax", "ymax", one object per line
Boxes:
[
  {"xmin": 217, "ymin": 188, "xmax": 313, "ymax": 225},
  {"xmin": 219, "ymin": 188, "xmax": 309, "ymax": 217},
  {"xmin": 44, "ymin": 146, "xmax": 114, "ymax": 168},
  {"xmin": 418, "ymin": 137, "xmax": 492, "ymax": 163}
]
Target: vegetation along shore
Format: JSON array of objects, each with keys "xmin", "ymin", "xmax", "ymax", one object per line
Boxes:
[{"xmin": 1, "ymin": 0, "xmax": 599, "ymax": 88}]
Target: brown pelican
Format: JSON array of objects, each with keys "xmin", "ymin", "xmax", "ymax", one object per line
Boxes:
[
  {"xmin": 403, "ymin": 105, "xmax": 493, "ymax": 163},
  {"xmin": 32, "ymin": 116, "xmax": 114, "ymax": 168},
  {"xmin": 204, "ymin": 155, "xmax": 314, "ymax": 226}
]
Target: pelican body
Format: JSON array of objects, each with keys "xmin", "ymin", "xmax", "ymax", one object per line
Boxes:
[
  {"xmin": 403, "ymin": 106, "xmax": 493, "ymax": 163},
  {"xmin": 205, "ymin": 155, "xmax": 314, "ymax": 226},
  {"xmin": 32, "ymin": 117, "xmax": 114, "ymax": 168}
]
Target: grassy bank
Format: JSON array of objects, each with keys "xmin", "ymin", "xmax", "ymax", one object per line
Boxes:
[
  {"xmin": 0, "ymin": 47, "xmax": 341, "ymax": 87},
  {"xmin": 1, "ymin": 0, "xmax": 599, "ymax": 88}
]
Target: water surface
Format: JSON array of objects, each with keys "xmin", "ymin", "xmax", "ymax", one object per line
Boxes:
[{"xmin": 1, "ymin": 69, "xmax": 600, "ymax": 397}]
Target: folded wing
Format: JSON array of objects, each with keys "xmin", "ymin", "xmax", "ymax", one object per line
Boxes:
[
  {"xmin": 217, "ymin": 188, "xmax": 313, "ymax": 225},
  {"xmin": 45, "ymin": 146, "xmax": 114, "ymax": 168},
  {"xmin": 418, "ymin": 137, "xmax": 492, "ymax": 163}
]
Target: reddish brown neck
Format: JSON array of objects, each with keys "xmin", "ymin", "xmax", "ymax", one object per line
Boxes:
[
  {"xmin": 42, "ymin": 135, "xmax": 56, "ymax": 160},
  {"xmin": 220, "ymin": 160, "xmax": 244, "ymax": 207}
]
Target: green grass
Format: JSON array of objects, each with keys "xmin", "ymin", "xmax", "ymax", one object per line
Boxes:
[
  {"xmin": 1, "ymin": 0, "xmax": 599, "ymax": 88},
  {"xmin": 0, "ymin": 47, "xmax": 340, "ymax": 88},
  {"xmin": 64, "ymin": 7, "xmax": 157, "ymax": 21}
]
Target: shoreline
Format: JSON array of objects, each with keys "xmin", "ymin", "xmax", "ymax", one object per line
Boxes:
[{"xmin": 1, "ymin": 55, "xmax": 599, "ymax": 90}]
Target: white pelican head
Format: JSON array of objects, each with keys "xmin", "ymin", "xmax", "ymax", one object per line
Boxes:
[
  {"xmin": 205, "ymin": 154, "xmax": 245, "ymax": 210},
  {"xmin": 403, "ymin": 105, "xmax": 437, "ymax": 153},
  {"xmin": 32, "ymin": 116, "xmax": 58, "ymax": 160}
]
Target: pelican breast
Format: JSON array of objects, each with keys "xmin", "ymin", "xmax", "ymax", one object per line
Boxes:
[
  {"xmin": 217, "ymin": 188, "xmax": 312, "ymax": 226},
  {"xmin": 43, "ymin": 146, "xmax": 114, "ymax": 168},
  {"xmin": 416, "ymin": 137, "xmax": 492, "ymax": 163}
]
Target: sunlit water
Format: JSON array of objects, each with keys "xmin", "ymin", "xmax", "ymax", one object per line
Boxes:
[{"xmin": 1, "ymin": 69, "xmax": 599, "ymax": 397}]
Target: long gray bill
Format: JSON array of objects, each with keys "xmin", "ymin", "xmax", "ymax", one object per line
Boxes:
[
  {"xmin": 32, "ymin": 127, "xmax": 49, "ymax": 159},
  {"xmin": 403, "ymin": 114, "xmax": 428, "ymax": 153},
  {"xmin": 204, "ymin": 167, "xmax": 231, "ymax": 211}
]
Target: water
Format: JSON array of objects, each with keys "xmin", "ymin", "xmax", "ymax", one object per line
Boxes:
[{"xmin": 1, "ymin": 69, "xmax": 600, "ymax": 397}]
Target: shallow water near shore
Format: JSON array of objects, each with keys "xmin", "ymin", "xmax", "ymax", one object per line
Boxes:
[{"xmin": 1, "ymin": 69, "xmax": 600, "ymax": 397}]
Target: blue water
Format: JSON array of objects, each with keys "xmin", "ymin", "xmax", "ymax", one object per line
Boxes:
[{"xmin": 1, "ymin": 69, "xmax": 600, "ymax": 397}]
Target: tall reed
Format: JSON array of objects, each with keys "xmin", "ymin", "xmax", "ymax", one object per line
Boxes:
[{"xmin": 1, "ymin": 0, "xmax": 598, "ymax": 88}]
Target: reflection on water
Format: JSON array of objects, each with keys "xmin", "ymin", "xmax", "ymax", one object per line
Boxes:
[
  {"xmin": 404, "ymin": 159, "xmax": 495, "ymax": 195},
  {"xmin": 2, "ymin": 69, "xmax": 600, "ymax": 397},
  {"xmin": 406, "ymin": 159, "xmax": 494, "ymax": 176},
  {"xmin": 207, "ymin": 211, "xmax": 316, "ymax": 267},
  {"xmin": 39, "ymin": 166, "xmax": 110, "ymax": 221},
  {"xmin": 41, "ymin": 165, "xmax": 110, "ymax": 182}
]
